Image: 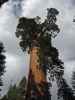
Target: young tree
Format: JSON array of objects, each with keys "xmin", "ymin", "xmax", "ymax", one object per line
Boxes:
[
  {"xmin": 1, "ymin": 77, "xmax": 26, "ymax": 100},
  {"xmin": 15, "ymin": 8, "xmax": 60, "ymax": 100},
  {"xmin": 0, "ymin": 42, "xmax": 6, "ymax": 91}
]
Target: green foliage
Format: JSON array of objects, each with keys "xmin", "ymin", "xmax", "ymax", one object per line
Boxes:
[
  {"xmin": 15, "ymin": 8, "xmax": 60, "ymax": 52},
  {"xmin": 15, "ymin": 17, "xmax": 40, "ymax": 51},
  {"xmin": 1, "ymin": 77, "xmax": 26, "ymax": 100}
]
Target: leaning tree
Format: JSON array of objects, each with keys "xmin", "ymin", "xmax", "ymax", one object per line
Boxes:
[
  {"xmin": 15, "ymin": 8, "xmax": 61, "ymax": 100},
  {"xmin": 0, "ymin": 42, "xmax": 6, "ymax": 91}
]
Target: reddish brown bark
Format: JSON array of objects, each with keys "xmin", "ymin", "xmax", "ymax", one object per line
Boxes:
[{"xmin": 25, "ymin": 47, "xmax": 47, "ymax": 99}]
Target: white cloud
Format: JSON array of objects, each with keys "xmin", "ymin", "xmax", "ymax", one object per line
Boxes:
[
  {"xmin": 1, "ymin": 52, "xmax": 29, "ymax": 96},
  {"xmin": 64, "ymin": 60, "xmax": 75, "ymax": 87},
  {"xmin": 0, "ymin": 1, "xmax": 29, "ymax": 95},
  {"xmin": 22, "ymin": 0, "xmax": 42, "ymax": 17}
]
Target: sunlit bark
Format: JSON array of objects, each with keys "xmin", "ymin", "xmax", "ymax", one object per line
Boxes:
[{"xmin": 25, "ymin": 47, "xmax": 49, "ymax": 100}]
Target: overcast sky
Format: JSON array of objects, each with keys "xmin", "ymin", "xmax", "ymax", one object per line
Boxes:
[{"xmin": 0, "ymin": 0, "xmax": 75, "ymax": 98}]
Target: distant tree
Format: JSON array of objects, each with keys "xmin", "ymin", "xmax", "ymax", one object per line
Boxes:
[
  {"xmin": 0, "ymin": 0, "xmax": 8, "ymax": 7},
  {"xmin": 0, "ymin": 42, "xmax": 6, "ymax": 91},
  {"xmin": 0, "ymin": 95, "xmax": 8, "ymax": 100},
  {"xmin": 1, "ymin": 77, "xmax": 26, "ymax": 100},
  {"xmin": 72, "ymin": 71, "xmax": 75, "ymax": 94},
  {"xmin": 57, "ymin": 77, "xmax": 75, "ymax": 100},
  {"xmin": 73, "ymin": 16, "xmax": 75, "ymax": 22}
]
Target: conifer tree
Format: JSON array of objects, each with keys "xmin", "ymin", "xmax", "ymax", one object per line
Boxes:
[
  {"xmin": 0, "ymin": 42, "xmax": 6, "ymax": 91},
  {"xmin": 72, "ymin": 71, "xmax": 75, "ymax": 95},
  {"xmin": 15, "ymin": 8, "xmax": 60, "ymax": 100}
]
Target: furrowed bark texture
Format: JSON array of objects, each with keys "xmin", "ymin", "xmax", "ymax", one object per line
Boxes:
[{"xmin": 25, "ymin": 47, "xmax": 50, "ymax": 100}]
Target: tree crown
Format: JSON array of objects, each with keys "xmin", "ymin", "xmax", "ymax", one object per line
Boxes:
[{"xmin": 15, "ymin": 8, "xmax": 60, "ymax": 52}]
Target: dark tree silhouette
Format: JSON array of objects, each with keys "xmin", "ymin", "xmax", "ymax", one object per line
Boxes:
[
  {"xmin": 0, "ymin": 0, "xmax": 8, "ymax": 7},
  {"xmin": 50, "ymin": 43, "xmax": 75, "ymax": 100},
  {"xmin": 43, "ymin": 14, "xmax": 75, "ymax": 100},
  {"xmin": 57, "ymin": 77, "xmax": 75, "ymax": 100},
  {"xmin": 73, "ymin": 17, "xmax": 75, "ymax": 22},
  {"xmin": 72, "ymin": 71, "xmax": 75, "ymax": 95},
  {"xmin": 45, "ymin": 43, "xmax": 75, "ymax": 100},
  {"xmin": 0, "ymin": 42, "xmax": 6, "ymax": 91}
]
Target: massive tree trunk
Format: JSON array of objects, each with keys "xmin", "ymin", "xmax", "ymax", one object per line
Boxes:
[{"xmin": 25, "ymin": 47, "xmax": 51, "ymax": 100}]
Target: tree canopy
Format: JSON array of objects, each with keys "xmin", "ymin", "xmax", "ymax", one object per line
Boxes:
[{"xmin": 15, "ymin": 8, "xmax": 60, "ymax": 52}]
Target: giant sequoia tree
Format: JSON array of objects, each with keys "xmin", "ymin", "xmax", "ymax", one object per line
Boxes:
[
  {"xmin": 0, "ymin": 42, "xmax": 6, "ymax": 90},
  {"xmin": 15, "ymin": 8, "xmax": 60, "ymax": 100},
  {"xmin": 15, "ymin": 8, "xmax": 75, "ymax": 100}
]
